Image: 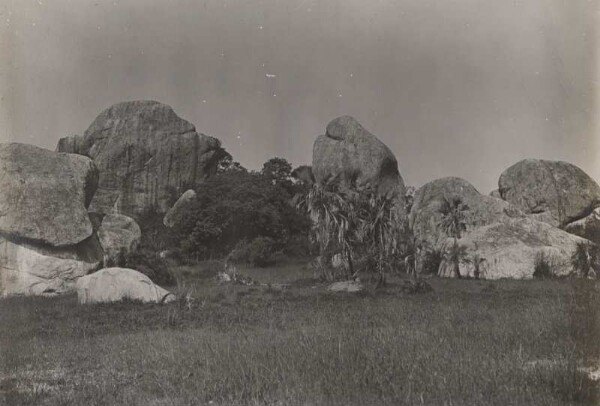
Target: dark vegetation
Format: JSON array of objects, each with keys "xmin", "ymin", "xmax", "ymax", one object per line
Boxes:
[{"xmin": 135, "ymin": 157, "xmax": 314, "ymax": 275}]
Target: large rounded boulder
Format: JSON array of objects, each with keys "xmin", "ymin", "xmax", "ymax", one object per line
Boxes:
[
  {"xmin": 56, "ymin": 100, "xmax": 229, "ymax": 217},
  {"xmin": 409, "ymin": 177, "xmax": 522, "ymax": 250},
  {"xmin": 0, "ymin": 143, "xmax": 98, "ymax": 246},
  {"xmin": 437, "ymin": 217, "xmax": 588, "ymax": 279},
  {"xmin": 76, "ymin": 267, "xmax": 174, "ymax": 304},
  {"xmin": 498, "ymin": 159, "xmax": 600, "ymax": 228},
  {"xmin": 312, "ymin": 116, "xmax": 406, "ymax": 212}
]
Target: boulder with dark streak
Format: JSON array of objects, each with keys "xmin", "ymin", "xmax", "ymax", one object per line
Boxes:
[{"xmin": 57, "ymin": 100, "xmax": 228, "ymax": 217}]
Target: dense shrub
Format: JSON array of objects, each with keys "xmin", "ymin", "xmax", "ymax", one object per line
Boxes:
[
  {"xmin": 228, "ymin": 237, "xmax": 277, "ymax": 267},
  {"xmin": 421, "ymin": 249, "xmax": 443, "ymax": 275},
  {"xmin": 172, "ymin": 158, "xmax": 310, "ymax": 261},
  {"xmin": 124, "ymin": 248, "xmax": 176, "ymax": 286}
]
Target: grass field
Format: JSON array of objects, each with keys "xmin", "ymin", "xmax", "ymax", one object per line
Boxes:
[{"xmin": 1, "ymin": 261, "xmax": 599, "ymax": 405}]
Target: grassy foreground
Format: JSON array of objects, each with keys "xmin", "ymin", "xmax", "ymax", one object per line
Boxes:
[{"xmin": 1, "ymin": 262, "xmax": 599, "ymax": 405}]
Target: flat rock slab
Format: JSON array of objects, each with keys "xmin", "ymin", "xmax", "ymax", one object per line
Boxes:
[
  {"xmin": 0, "ymin": 237, "xmax": 100, "ymax": 296},
  {"xmin": 76, "ymin": 267, "xmax": 174, "ymax": 304}
]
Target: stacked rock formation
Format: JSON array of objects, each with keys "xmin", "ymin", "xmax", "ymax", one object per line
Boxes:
[{"xmin": 0, "ymin": 143, "xmax": 103, "ymax": 295}]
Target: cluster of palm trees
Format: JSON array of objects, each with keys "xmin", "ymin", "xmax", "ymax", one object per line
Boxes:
[{"xmin": 299, "ymin": 184, "xmax": 402, "ymax": 286}]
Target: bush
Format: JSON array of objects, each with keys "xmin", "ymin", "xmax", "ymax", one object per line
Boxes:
[
  {"xmin": 421, "ymin": 249, "xmax": 443, "ymax": 275},
  {"xmin": 282, "ymin": 234, "xmax": 317, "ymax": 259},
  {"xmin": 124, "ymin": 248, "xmax": 176, "ymax": 286},
  {"xmin": 228, "ymin": 237, "xmax": 277, "ymax": 267},
  {"xmin": 533, "ymin": 251, "xmax": 555, "ymax": 279}
]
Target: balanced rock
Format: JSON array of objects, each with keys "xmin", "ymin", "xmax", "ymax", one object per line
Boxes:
[
  {"xmin": 97, "ymin": 213, "xmax": 141, "ymax": 266},
  {"xmin": 0, "ymin": 236, "xmax": 101, "ymax": 296},
  {"xmin": 437, "ymin": 217, "xmax": 588, "ymax": 279},
  {"xmin": 498, "ymin": 159, "xmax": 600, "ymax": 228},
  {"xmin": 0, "ymin": 143, "xmax": 98, "ymax": 246},
  {"xmin": 57, "ymin": 100, "xmax": 228, "ymax": 217},
  {"xmin": 163, "ymin": 189, "xmax": 196, "ymax": 228},
  {"xmin": 409, "ymin": 177, "xmax": 523, "ymax": 250},
  {"xmin": 312, "ymin": 116, "xmax": 406, "ymax": 206},
  {"xmin": 76, "ymin": 267, "xmax": 175, "ymax": 304}
]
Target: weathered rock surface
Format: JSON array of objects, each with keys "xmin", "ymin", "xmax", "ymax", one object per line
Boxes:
[
  {"xmin": 98, "ymin": 213, "xmax": 141, "ymax": 266},
  {"xmin": 437, "ymin": 217, "xmax": 588, "ymax": 279},
  {"xmin": 409, "ymin": 177, "xmax": 523, "ymax": 250},
  {"xmin": 57, "ymin": 100, "xmax": 228, "ymax": 217},
  {"xmin": 76, "ymin": 267, "xmax": 174, "ymax": 304},
  {"xmin": 0, "ymin": 143, "xmax": 98, "ymax": 246},
  {"xmin": 498, "ymin": 159, "xmax": 600, "ymax": 228},
  {"xmin": 163, "ymin": 189, "xmax": 196, "ymax": 228},
  {"xmin": 564, "ymin": 207, "xmax": 600, "ymax": 244},
  {"xmin": 0, "ymin": 236, "xmax": 101, "ymax": 296},
  {"xmin": 328, "ymin": 280, "xmax": 364, "ymax": 293},
  {"xmin": 312, "ymin": 116, "xmax": 406, "ymax": 209}
]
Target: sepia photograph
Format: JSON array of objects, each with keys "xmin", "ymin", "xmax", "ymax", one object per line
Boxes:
[{"xmin": 0, "ymin": 0, "xmax": 599, "ymax": 404}]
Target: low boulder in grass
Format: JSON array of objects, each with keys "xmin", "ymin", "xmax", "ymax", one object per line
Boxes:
[
  {"xmin": 76, "ymin": 267, "xmax": 175, "ymax": 304},
  {"xmin": 328, "ymin": 280, "xmax": 364, "ymax": 293}
]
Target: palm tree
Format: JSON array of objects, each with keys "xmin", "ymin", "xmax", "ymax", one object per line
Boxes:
[
  {"xmin": 299, "ymin": 184, "xmax": 401, "ymax": 286},
  {"xmin": 438, "ymin": 196, "xmax": 469, "ymax": 278},
  {"xmin": 299, "ymin": 184, "xmax": 357, "ymax": 280},
  {"xmin": 571, "ymin": 241, "xmax": 599, "ymax": 278}
]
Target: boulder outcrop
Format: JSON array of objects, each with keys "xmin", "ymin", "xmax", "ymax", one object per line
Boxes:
[
  {"xmin": 76, "ymin": 267, "xmax": 174, "ymax": 304},
  {"xmin": 0, "ymin": 143, "xmax": 98, "ymax": 246},
  {"xmin": 564, "ymin": 207, "xmax": 600, "ymax": 244},
  {"xmin": 163, "ymin": 189, "xmax": 196, "ymax": 228},
  {"xmin": 0, "ymin": 143, "xmax": 102, "ymax": 296},
  {"xmin": 0, "ymin": 235, "xmax": 101, "ymax": 296},
  {"xmin": 57, "ymin": 100, "xmax": 228, "ymax": 217},
  {"xmin": 437, "ymin": 217, "xmax": 588, "ymax": 279},
  {"xmin": 498, "ymin": 159, "xmax": 600, "ymax": 228},
  {"xmin": 409, "ymin": 177, "xmax": 523, "ymax": 250},
  {"xmin": 312, "ymin": 116, "xmax": 406, "ymax": 205},
  {"xmin": 97, "ymin": 213, "xmax": 141, "ymax": 266}
]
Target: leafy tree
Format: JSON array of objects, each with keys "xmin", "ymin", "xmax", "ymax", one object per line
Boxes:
[
  {"xmin": 571, "ymin": 241, "xmax": 599, "ymax": 278},
  {"xmin": 173, "ymin": 165, "xmax": 309, "ymax": 261},
  {"xmin": 438, "ymin": 196, "xmax": 469, "ymax": 278},
  {"xmin": 291, "ymin": 165, "xmax": 315, "ymax": 186},
  {"xmin": 262, "ymin": 157, "xmax": 292, "ymax": 186},
  {"xmin": 217, "ymin": 153, "xmax": 247, "ymax": 173}
]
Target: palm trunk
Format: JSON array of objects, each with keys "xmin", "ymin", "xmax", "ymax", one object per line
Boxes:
[{"xmin": 453, "ymin": 238, "xmax": 461, "ymax": 279}]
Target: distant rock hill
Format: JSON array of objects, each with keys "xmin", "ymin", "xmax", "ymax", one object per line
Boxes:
[{"xmin": 57, "ymin": 100, "xmax": 228, "ymax": 217}]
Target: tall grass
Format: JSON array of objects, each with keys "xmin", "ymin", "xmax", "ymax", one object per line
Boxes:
[{"xmin": 0, "ymin": 274, "xmax": 597, "ymax": 405}]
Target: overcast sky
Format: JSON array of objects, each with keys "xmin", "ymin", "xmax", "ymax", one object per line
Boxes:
[{"xmin": 0, "ymin": 0, "xmax": 598, "ymax": 192}]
